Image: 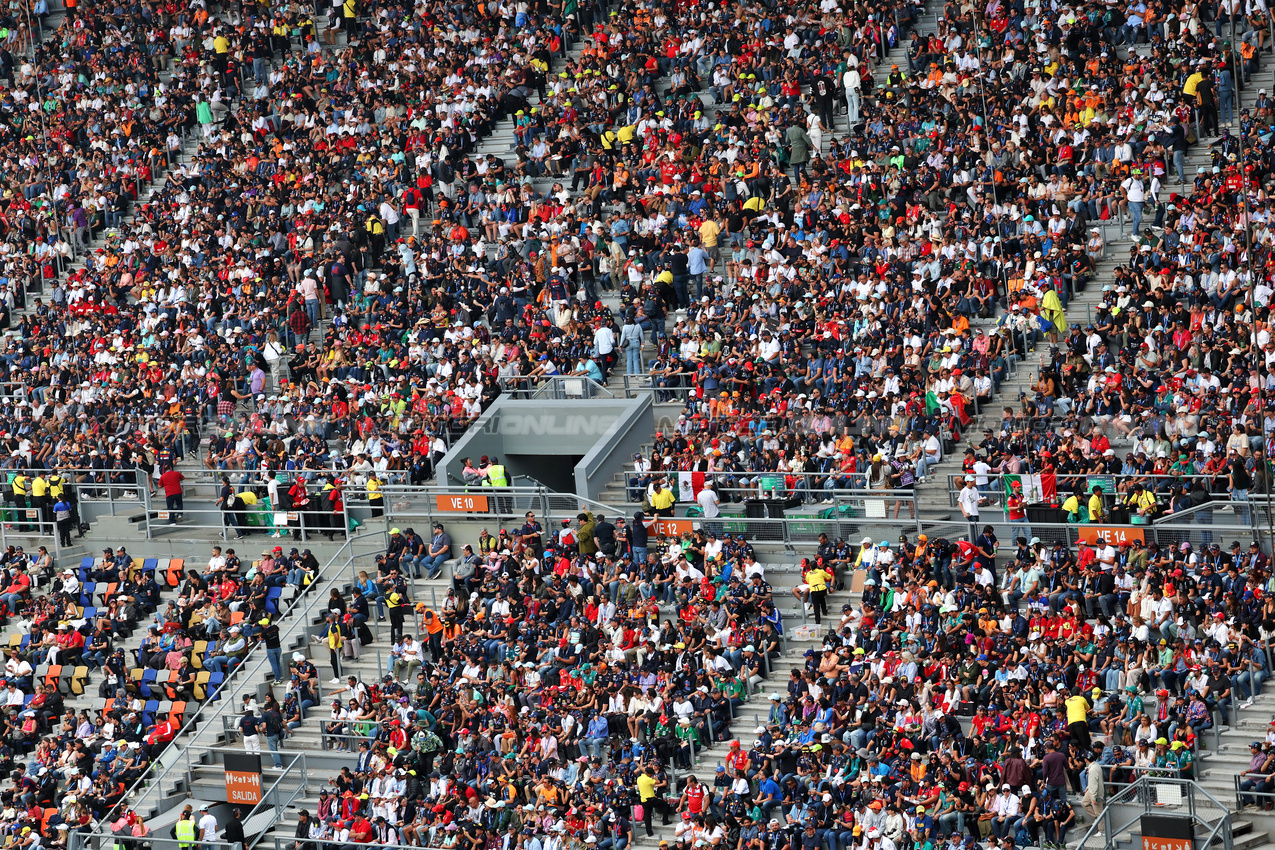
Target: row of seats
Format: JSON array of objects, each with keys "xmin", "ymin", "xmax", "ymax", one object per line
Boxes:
[
  {"xmin": 32, "ymin": 663, "xmax": 88, "ymax": 695},
  {"xmin": 90, "ymin": 695, "xmax": 189, "ymax": 727}
]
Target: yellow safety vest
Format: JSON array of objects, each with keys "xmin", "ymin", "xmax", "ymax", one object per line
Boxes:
[
  {"xmin": 176, "ymin": 820, "xmax": 196, "ymax": 849},
  {"xmin": 484, "ymin": 465, "xmax": 508, "ymax": 487}
]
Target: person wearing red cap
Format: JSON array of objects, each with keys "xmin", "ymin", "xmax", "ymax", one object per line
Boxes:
[{"xmin": 1006, "ymin": 480, "xmax": 1030, "ymax": 546}]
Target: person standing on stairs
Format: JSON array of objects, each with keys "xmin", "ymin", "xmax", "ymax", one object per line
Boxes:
[
  {"xmin": 636, "ymin": 765, "xmax": 671, "ymax": 836},
  {"xmin": 594, "ymin": 317, "xmax": 616, "ymax": 381},
  {"xmin": 620, "ymin": 314, "xmax": 644, "ymax": 376},
  {"xmin": 321, "ymin": 611, "xmax": 344, "ymax": 685},
  {"xmin": 805, "ymin": 560, "xmax": 832, "ymax": 625},
  {"xmin": 53, "ymin": 495, "xmax": 72, "ymax": 548},
  {"xmin": 1194, "ymin": 61, "xmax": 1220, "ymax": 137},
  {"xmin": 811, "ymin": 70, "xmax": 837, "ymax": 134},
  {"xmin": 842, "ymin": 56, "xmax": 862, "ymax": 125},
  {"xmin": 1119, "ymin": 169, "xmax": 1148, "ymax": 238},
  {"xmin": 957, "ymin": 476, "xmax": 985, "ymax": 543}
]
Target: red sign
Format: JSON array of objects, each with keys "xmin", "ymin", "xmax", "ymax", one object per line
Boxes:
[
  {"xmin": 1142, "ymin": 838, "xmax": 1191, "ymax": 850},
  {"xmin": 225, "ymin": 769, "xmax": 261, "ymax": 804},
  {"xmin": 1077, "ymin": 526, "xmax": 1145, "ymax": 545},
  {"xmin": 435, "ymin": 494, "xmax": 489, "ymax": 512},
  {"xmin": 654, "ymin": 519, "xmax": 693, "ymax": 537}
]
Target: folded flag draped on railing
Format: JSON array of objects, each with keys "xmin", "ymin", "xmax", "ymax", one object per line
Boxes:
[{"xmin": 1002, "ymin": 472, "xmax": 1058, "ymax": 503}]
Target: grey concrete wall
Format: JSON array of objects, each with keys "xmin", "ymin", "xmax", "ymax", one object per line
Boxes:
[
  {"xmin": 576, "ymin": 394, "xmax": 653, "ymax": 501},
  {"xmin": 436, "ymin": 398, "xmax": 650, "ymax": 500}
]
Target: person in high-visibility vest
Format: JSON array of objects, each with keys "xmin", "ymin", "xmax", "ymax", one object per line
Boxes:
[
  {"xmin": 174, "ymin": 812, "xmax": 197, "ymax": 850},
  {"xmin": 805, "ymin": 562, "xmax": 833, "ymax": 625},
  {"xmin": 483, "ymin": 457, "xmax": 508, "ymax": 487},
  {"xmin": 10, "ymin": 472, "xmax": 28, "ymax": 532},
  {"xmin": 47, "ymin": 471, "xmax": 65, "ymax": 501},
  {"xmin": 367, "ymin": 473, "xmax": 383, "ymax": 518},
  {"xmin": 386, "ymin": 591, "xmax": 407, "ymax": 644},
  {"xmin": 323, "ymin": 612, "xmax": 344, "ymax": 684},
  {"xmin": 30, "ymin": 473, "xmax": 48, "ymax": 534}
]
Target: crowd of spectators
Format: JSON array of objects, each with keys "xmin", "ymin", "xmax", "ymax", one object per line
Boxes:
[
  {"xmin": 1, "ymin": 0, "xmax": 1275, "ymax": 841},
  {"xmin": 275, "ymin": 512, "xmax": 797, "ymax": 847},
  {"xmin": 258, "ymin": 494, "xmax": 1275, "ymax": 850},
  {"xmin": 0, "ymin": 529, "xmax": 323, "ymax": 848}
]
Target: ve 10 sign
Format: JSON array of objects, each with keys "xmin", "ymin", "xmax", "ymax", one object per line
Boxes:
[{"xmin": 435, "ymin": 494, "xmax": 490, "ymax": 512}]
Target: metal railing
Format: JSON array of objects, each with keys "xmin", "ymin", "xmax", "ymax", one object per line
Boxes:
[
  {"xmin": 1074, "ymin": 776, "xmax": 1232, "ymax": 850},
  {"xmin": 943, "ymin": 471, "xmax": 1264, "ymax": 509},
  {"xmin": 78, "ymin": 529, "xmax": 389, "ymax": 842},
  {"xmin": 273, "ymin": 837, "xmax": 445, "ymax": 850},
  {"xmin": 78, "ymin": 838, "xmax": 244, "ymax": 850},
  {"xmin": 497, "ymin": 372, "xmax": 693, "ymax": 402},
  {"xmin": 619, "ymin": 466, "xmax": 928, "ymax": 504},
  {"xmin": 1234, "ymin": 771, "xmax": 1275, "ymax": 811},
  {"xmin": 244, "ymin": 751, "xmax": 312, "ymax": 849},
  {"xmin": 355, "ymin": 484, "xmax": 922, "ymax": 543},
  {"xmin": 919, "ymin": 515, "xmax": 1268, "ymax": 554}
]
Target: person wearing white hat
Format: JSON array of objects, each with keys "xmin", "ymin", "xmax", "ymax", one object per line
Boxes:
[
  {"xmin": 198, "ymin": 805, "xmax": 218, "ymax": 844},
  {"xmin": 957, "ymin": 476, "xmax": 985, "ymax": 542}
]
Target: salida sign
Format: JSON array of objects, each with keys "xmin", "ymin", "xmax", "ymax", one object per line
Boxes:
[{"xmin": 224, "ymin": 752, "xmax": 262, "ymax": 805}]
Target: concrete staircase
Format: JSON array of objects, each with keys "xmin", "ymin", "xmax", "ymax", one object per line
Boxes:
[{"xmin": 909, "ymin": 88, "xmax": 1264, "ymax": 519}]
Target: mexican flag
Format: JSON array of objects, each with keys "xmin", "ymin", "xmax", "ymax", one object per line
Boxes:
[
  {"xmin": 1003, "ymin": 473, "xmax": 1057, "ymax": 504},
  {"xmin": 678, "ymin": 471, "xmax": 707, "ymax": 502}
]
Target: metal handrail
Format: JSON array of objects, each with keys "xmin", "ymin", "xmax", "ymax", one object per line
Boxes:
[
  {"xmin": 368, "ymin": 485, "xmax": 924, "ymax": 540},
  {"xmin": 245, "ymin": 753, "xmax": 311, "ymax": 850},
  {"xmin": 81, "ymin": 529, "xmax": 389, "ymax": 842},
  {"xmin": 1074, "ymin": 776, "xmax": 1233, "ymax": 850},
  {"xmin": 274, "ymin": 837, "xmax": 448, "ymax": 850},
  {"xmin": 944, "ymin": 470, "xmax": 1269, "ymax": 503}
]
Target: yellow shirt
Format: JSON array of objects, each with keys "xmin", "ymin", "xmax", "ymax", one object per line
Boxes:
[
  {"xmin": 1088, "ymin": 493, "xmax": 1105, "ymax": 521},
  {"xmin": 30, "ymin": 477, "xmax": 47, "ymax": 498},
  {"xmin": 368, "ymin": 479, "xmax": 382, "ymax": 502},
  {"xmin": 1130, "ymin": 490, "xmax": 1156, "ymax": 512},
  {"xmin": 650, "ymin": 489, "xmax": 675, "ymax": 511},
  {"xmin": 1065, "ymin": 695, "xmax": 1090, "ymax": 726},
  {"xmin": 636, "ymin": 774, "xmax": 657, "ymax": 802},
  {"xmin": 213, "ymin": 35, "xmax": 229, "ymax": 54},
  {"xmin": 698, "ymin": 219, "xmax": 721, "ymax": 248},
  {"xmin": 806, "ymin": 568, "xmax": 832, "ymax": 593},
  {"xmin": 1183, "ymin": 71, "xmax": 1203, "ymax": 99}
]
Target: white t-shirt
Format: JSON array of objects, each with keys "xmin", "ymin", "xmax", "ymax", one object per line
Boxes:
[
  {"xmin": 1121, "ymin": 177, "xmax": 1146, "ymax": 203},
  {"xmin": 972, "ymin": 461, "xmax": 992, "ymax": 485},
  {"xmin": 957, "ymin": 486, "xmax": 981, "ymax": 518},
  {"xmin": 697, "ymin": 488, "xmax": 721, "ymax": 518}
]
